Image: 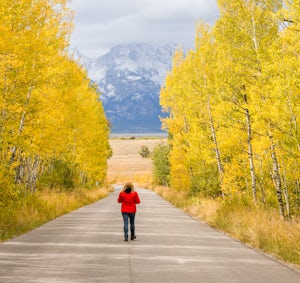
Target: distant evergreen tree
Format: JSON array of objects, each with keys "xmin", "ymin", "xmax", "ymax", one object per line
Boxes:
[{"xmin": 139, "ymin": 145, "xmax": 150, "ymax": 158}]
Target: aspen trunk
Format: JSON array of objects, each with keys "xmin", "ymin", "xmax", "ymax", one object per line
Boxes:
[
  {"xmin": 269, "ymin": 135, "xmax": 285, "ymax": 218},
  {"xmin": 245, "ymin": 104, "xmax": 257, "ymax": 203},
  {"xmin": 14, "ymin": 154, "xmax": 25, "ymax": 184},
  {"xmin": 258, "ymin": 157, "xmax": 266, "ymax": 205},
  {"xmin": 10, "ymin": 86, "xmax": 33, "ymax": 163},
  {"xmin": 80, "ymin": 171, "xmax": 87, "ymax": 187},
  {"xmin": 25, "ymin": 155, "xmax": 40, "ymax": 193},
  {"xmin": 282, "ymin": 166, "xmax": 290, "ymax": 220},
  {"xmin": 283, "ymin": 181, "xmax": 290, "ymax": 220},
  {"xmin": 296, "ymin": 180, "xmax": 300, "ymax": 215},
  {"xmin": 207, "ymin": 100, "xmax": 224, "ymax": 198},
  {"xmin": 286, "ymin": 92, "xmax": 299, "ymax": 150},
  {"xmin": 1, "ymin": 68, "xmax": 9, "ymax": 135}
]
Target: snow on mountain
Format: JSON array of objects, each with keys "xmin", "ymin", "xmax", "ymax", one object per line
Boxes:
[{"xmin": 73, "ymin": 43, "xmax": 177, "ymax": 133}]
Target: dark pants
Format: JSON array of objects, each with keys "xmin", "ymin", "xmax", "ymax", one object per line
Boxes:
[{"xmin": 122, "ymin": 212, "xmax": 136, "ymax": 235}]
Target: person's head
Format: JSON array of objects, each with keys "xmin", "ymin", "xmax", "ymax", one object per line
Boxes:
[{"xmin": 123, "ymin": 182, "xmax": 134, "ymax": 193}]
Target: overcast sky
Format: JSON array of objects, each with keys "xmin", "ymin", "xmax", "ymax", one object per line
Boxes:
[{"xmin": 68, "ymin": 0, "xmax": 219, "ymax": 58}]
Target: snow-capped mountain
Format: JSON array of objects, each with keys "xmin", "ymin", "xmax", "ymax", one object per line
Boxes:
[{"xmin": 73, "ymin": 43, "xmax": 177, "ymax": 133}]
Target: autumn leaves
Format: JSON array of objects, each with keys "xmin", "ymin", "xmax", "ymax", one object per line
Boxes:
[
  {"xmin": 160, "ymin": 0, "xmax": 300, "ymax": 218},
  {"xmin": 0, "ymin": 0, "xmax": 110, "ymax": 200}
]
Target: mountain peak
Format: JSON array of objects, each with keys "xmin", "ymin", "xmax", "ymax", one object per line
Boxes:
[{"xmin": 75, "ymin": 43, "xmax": 177, "ymax": 133}]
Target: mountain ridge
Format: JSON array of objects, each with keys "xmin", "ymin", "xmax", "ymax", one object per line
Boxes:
[{"xmin": 73, "ymin": 43, "xmax": 177, "ymax": 133}]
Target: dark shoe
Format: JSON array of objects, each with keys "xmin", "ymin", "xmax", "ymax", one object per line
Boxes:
[
  {"xmin": 131, "ymin": 233, "xmax": 136, "ymax": 240},
  {"xmin": 124, "ymin": 234, "xmax": 128, "ymax": 241}
]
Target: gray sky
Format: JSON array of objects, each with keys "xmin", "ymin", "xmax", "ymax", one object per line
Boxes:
[{"xmin": 68, "ymin": 0, "xmax": 219, "ymax": 58}]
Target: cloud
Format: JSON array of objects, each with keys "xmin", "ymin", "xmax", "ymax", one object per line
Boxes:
[
  {"xmin": 69, "ymin": 0, "xmax": 219, "ymax": 57},
  {"xmin": 71, "ymin": 0, "xmax": 141, "ymax": 25}
]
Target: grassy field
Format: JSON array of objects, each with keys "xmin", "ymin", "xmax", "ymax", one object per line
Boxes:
[{"xmin": 107, "ymin": 137, "xmax": 166, "ymax": 186}]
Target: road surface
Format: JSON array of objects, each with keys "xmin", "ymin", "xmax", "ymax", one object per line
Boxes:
[{"xmin": 0, "ymin": 186, "xmax": 299, "ymax": 282}]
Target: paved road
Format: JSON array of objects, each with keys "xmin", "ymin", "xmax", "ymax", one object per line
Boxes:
[{"xmin": 0, "ymin": 187, "xmax": 299, "ymax": 283}]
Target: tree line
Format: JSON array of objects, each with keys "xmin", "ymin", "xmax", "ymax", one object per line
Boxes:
[
  {"xmin": 0, "ymin": 0, "xmax": 110, "ymax": 207},
  {"xmin": 160, "ymin": 0, "xmax": 300, "ymax": 218}
]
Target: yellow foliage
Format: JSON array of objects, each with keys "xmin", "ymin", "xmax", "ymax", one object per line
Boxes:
[
  {"xmin": 0, "ymin": 0, "xmax": 110, "ymax": 201},
  {"xmin": 160, "ymin": 0, "xmax": 300, "ymax": 217}
]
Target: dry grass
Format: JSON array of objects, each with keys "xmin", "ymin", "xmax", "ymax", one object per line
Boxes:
[
  {"xmin": 0, "ymin": 186, "xmax": 111, "ymax": 242},
  {"xmin": 153, "ymin": 186, "xmax": 300, "ymax": 269},
  {"xmin": 213, "ymin": 202, "xmax": 300, "ymax": 267},
  {"xmin": 107, "ymin": 138, "xmax": 166, "ymax": 186},
  {"xmin": 153, "ymin": 186, "xmax": 220, "ymax": 222}
]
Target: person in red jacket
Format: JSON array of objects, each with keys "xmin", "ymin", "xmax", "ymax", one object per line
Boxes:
[{"xmin": 118, "ymin": 182, "xmax": 140, "ymax": 241}]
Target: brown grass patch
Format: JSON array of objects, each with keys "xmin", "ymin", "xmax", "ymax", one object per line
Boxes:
[{"xmin": 107, "ymin": 138, "xmax": 166, "ymax": 186}]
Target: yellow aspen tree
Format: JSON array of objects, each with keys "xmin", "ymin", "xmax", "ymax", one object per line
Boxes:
[
  {"xmin": 36, "ymin": 56, "xmax": 110, "ymax": 188},
  {"xmin": 0, "ymin": 0, "xmax": 110, "ymax": 194},
  {"xmin": 160, "ymin": 50, "xmax": 192, "ymax": 191},
  {"xmin": 178, "ymin": 52, "xmax": 206, "ymax": 195},
  {"xmin": 190, "ymin": 22, "xmax": 225, "ymax": 197},
  {"xmin": 161, "ymin": 23, "xmax": 228, "ymax": 197},
  {"xmin": 214, "ymin": 0, "xmax": 283, "ymax": 203},
  {"xmin": 258, "ymin": 0, "xmax": 300, "ymax": 217},
  {"xmin": 0, "ymin": 0, "xmax": 72, "ymax": 191},
  {"xmin": 69, "ymin": 75, "xmax": 110, "ymax": 186}
]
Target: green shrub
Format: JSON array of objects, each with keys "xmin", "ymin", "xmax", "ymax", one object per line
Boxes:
[
  {"xmin": 139, "ymin": 145, "xmax": 151, "ymax": 158},
  {"xmin": 152, "ymin": 142, "xmax": 170, "ymax": 186},
  {"xmin": 39, "ymin": 159, "xmax": 74, "ymax": 189}
]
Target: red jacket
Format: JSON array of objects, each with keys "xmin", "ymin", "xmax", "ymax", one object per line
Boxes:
[{"xmin": 118, "ymin": 191, "xmax": 140, "ymax": 213}]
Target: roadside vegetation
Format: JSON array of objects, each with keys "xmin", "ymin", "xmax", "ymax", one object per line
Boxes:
[
  {"xmin": 153, "ymin": 0, "xmax": 300, "ymax": 269},
  {"xmin": 0, "ymin": 186, "xmax": 111, "ymax": 242},
  {"xmin": 160, "ymin": 1, "xmax": 300, "ymax": 220},
  {"xmin": 0, "ymin": 1, "xmax": 110, "ymax": 241},
  {"xmin": 153, "ymin": 186, "xmax": 300, "ymax": 268}
]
